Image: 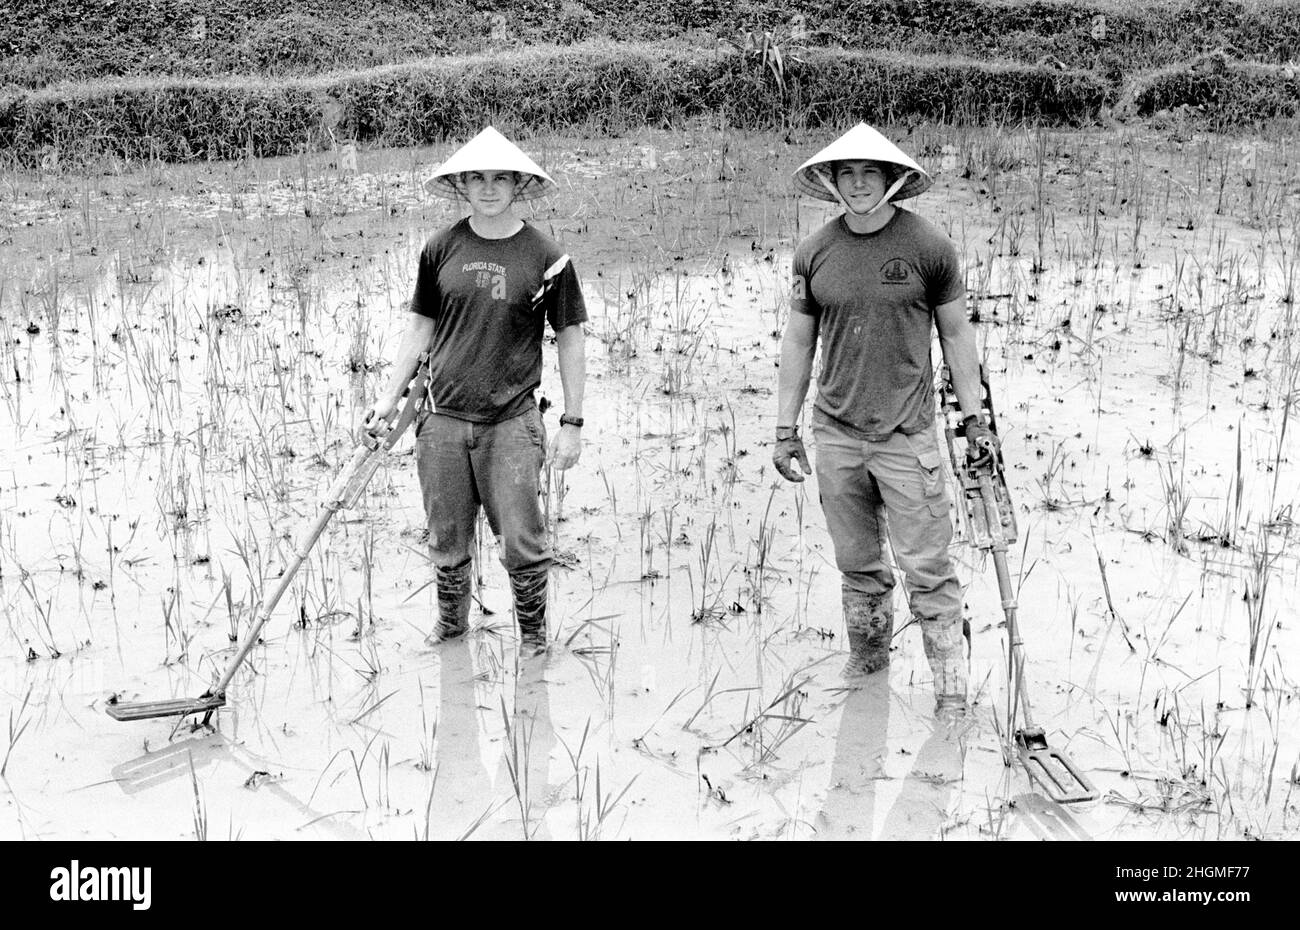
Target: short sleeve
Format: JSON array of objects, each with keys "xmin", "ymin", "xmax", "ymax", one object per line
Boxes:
[
  {"xmin": 790, "ymin": 245, "xmax": 820, "ymax": 317},
  {"xmin": 410, "ymin": 235, "xmax": 443, "ymax": 319},
  {"xmin": 922, "ymin": 236, "xmax": 965, "ymax": 307},
  {"xmin": 542, "ymin": 254, "xmax": 588, "ymax": 331}
]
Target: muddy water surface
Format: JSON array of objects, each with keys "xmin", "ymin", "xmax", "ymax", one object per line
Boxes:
[{"xmin": 1, "ymin": 124, "xmax": 1298, "ymax": 840}]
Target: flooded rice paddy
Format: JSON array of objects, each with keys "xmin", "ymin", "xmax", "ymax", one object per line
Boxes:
[{"xmin": 1, "ymin": 122, "xmax": 1298, "ymax": 840}]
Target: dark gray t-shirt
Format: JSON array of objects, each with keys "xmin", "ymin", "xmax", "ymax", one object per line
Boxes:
[
  {"xmin": 411, "ymin": 218, "xmax": 587, "ymax": 423},
  {"xmin": 791, "ymin": 209, "xmax": 964, "ymax": 440}
]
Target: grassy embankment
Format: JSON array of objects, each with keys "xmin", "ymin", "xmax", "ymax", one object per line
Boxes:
[
  {"xmin": 1, "ymin": 0, "xmax": 1297, "ymax": 164},
  {"xmin": 3, "ymin": 0, "xmax": 1298, "ymax": 84}
]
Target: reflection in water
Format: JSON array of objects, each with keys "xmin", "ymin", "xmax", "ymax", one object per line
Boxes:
[
  {"xmin": 109, "ymin": 732, "xmax": 368, "ymax": 840},
  {"xmin": 816, "ymin": 675, "xmax": 891, "ymax": 840},
  {"xmin": 879, "ymin": 716, "xmax": 966, "ymax": 841},
  {"xmin": 816, "ymin": 676, "xmax": 965, "ymax": 840},
  {"xmin": 429, "ymin": 639, "xmax": 557, "ymax": 839},
  {"xmin": 1008, "ymin": 792, "xmax": 1092, "ymax": 841},
  {"xmin": 428, "ymin": 639, "xmax": 495, "ymax": 839},
  {"xmin": 502, "ymin": 651, "xmax": 558, "ymax": 840}
]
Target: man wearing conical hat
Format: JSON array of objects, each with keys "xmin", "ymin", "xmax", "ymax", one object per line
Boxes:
[
  {"xmin": 773, "ymin": 123, "xmax": 999, "ymax": 716},
  {"xmin": 364, "ymin": 127, "xmax": 588, "ymax": 653}
]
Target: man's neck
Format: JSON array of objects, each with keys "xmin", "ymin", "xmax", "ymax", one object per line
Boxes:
[
  {"xmin": 469, "ymin": 213, "xmax": 524, "ymax": 239},
  {"xmin": 842, "ymin": 202, "xmax": 896, "ymax": 235}
]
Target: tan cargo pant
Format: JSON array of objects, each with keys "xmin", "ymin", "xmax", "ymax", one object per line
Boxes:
[{"xmin": 812, "ymin": 411, "xmax": 963, "ymax": 623}]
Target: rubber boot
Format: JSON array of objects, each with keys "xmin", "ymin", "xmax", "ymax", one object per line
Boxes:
[
  {"xmin": 509, "ymin": 565, "xmax": 549, "ymax": 653},
  {"xmin": 842, "ymin": 587, "xmax": 894, "ymax": 677},
  {"xmin": 428, "ymin": 559, "xmax": 471, "ymax": 643},
  {"xmin": 921, "ymin": 614, "xmax": 968, "ymax": 716}
]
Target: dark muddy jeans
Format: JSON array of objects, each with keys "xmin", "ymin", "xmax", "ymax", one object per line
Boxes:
[
  {"xmin": 415, "ymin": 405, "xmax": 551, "ymax": 572},
  {"xmin": 812, "ymin": 410, "xmax": 962, "ymax": 622}
]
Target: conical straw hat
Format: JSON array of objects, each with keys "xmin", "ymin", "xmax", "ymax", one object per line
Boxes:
[
  {"xmin": 427, "ymin": 126, "xmax": 556, "ymax": 202},
  {"xmin": 793, "ymin": 123, "xmax": 932, "ymax": 203}
]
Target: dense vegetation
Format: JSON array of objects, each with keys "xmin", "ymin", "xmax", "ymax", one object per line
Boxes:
[
  {"xmin": 0, "ymin": 44, "xmax": 1118, "ymax": 163},
  {"xmin": 0, "ymin": 0, "xmax": 1295, "ymax": 163},
  {"xmin": 2, "ymin": 0, "xmax": 1295, "ymax": 87}
]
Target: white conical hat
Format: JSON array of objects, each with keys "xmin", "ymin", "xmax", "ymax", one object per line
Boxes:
[
  {"xmin": 793, "ymin": 123, "xmax": 932, "ymax": 203},
  {"xmin": 427, "ymin": 126, "xmax": 556, "ymax": 202}
]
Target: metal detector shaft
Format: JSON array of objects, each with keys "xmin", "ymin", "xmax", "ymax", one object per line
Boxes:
[
  {"xmin": 975, "ymin": 466, "xmax": 1097, "ymax": 803},
  {"xmin": 940, "ymin": 365, "xmax": 1096, "ymax": 802},
  {"xmin": 109, "ymin": 351, "xmax": 432, "ymax": 725},
  {"xmin": 200, "ymin": 436, "xmax": 389, "ymax": 723},
  {"xmin": 976, "ymin": 470, "xmax": 1037, "ymax": 729},
  {"xmin": 206, "ymin": 502, "xmax": 340, "ymax": 704}
]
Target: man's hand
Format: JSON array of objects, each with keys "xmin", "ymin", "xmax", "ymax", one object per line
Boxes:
[
  {"xmin": 963, "ymin": 417, "xmax": 1001, "ymax": 468},
  {"xmin": 773, "ymin": 431, "xmax": 812, "ymax": 482},
  {"xmin": 549, "ymin": 424, "xmax": 582, "ymax": 470},
  {"xmin": 361, "ymin": 395, "xmax": 399, "ymax": 443}
]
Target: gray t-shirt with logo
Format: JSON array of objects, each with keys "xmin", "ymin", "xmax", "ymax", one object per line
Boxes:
[
  {"xmin": 791, "ymin": 209, "xmax": 964, "ymax": 440},
  {"xmin": 411, "ymin": 218, "xmax": 587, "ymax": 423}
]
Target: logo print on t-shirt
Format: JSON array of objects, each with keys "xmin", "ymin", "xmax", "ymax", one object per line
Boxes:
[
  {"xmin": 880, "ymin": 259, "xmax": 912, "ymax": 285},
  {"xmin": 465, "ymin": 261, "xmax": 509, "ymax": 300}
]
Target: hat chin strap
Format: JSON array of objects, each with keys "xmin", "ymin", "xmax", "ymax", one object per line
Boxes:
[{"xmin": 815, "ymin": 167, "xmax": 913, "ymax": 217}]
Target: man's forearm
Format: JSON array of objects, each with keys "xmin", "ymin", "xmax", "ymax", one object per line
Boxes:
[
  {"xmin": 777, "ymin": 331, "xmax": 816, "ymax": 428},
  {"xmin": 380, "ymin": 312, "xmax": 435, "ymax": 401},
  {"xmin": 939, "ymin": 326, "xmax": 983, "ymax": 422},
  {"xmin": 555, "ymin": 325, "xmax": 586, "ymax": 417}
]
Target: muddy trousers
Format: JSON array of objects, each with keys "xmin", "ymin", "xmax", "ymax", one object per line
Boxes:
[
  {"xmin": 812, "ymin": 414, "xmax": 962, "ymax": 620},
  {"xmin": 415, "ymin": 406, "xmax": 552, "ymax": 642},
  {"xmin": 813, "ymin": 414, "xmax": 967, "ymax": 700}
]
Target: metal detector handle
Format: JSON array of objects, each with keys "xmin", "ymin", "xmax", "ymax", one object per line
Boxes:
[
  {"xmin": 207, "ymin": 503, "xmax": 339, "ymax": 701},
  {"xmin": 326, "ymin": 350, "xmax": 433, "ymax": 509},
  {"xmin": 202, "ymin": 351, "xmax": 434, "ymax": 719},
  {"xmin": 965, "ymin": 429, "xmax": 999, "ymax": 468},
  {"xmin": 361, "ymin": 349, "xmax": 433, "ymax": 449},
  {"xmin": 379, "ymin": 350, "xmax": 433, "ymax": 451}
]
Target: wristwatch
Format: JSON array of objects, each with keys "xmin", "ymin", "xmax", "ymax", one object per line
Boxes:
[
  {"xmin": 775, "ymin": 424, "xmax": 800, "ymax": 441},
  {"xmin": 559, "ymin": 414, "xmax": 584, "ymax": 428}
]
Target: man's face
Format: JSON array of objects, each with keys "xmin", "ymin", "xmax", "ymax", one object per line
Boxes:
[
  {"xmin": 460, "ymin": 170, "xmax": 520, "ymax": 216},
  {"xmin": 833, "ymin": 160, "xmax": 890, "ymax": 212}
]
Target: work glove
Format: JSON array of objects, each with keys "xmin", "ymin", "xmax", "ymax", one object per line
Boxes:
[
  {"xmin": 773, "ymin": 428, "xmax": 812, "ymax": 482},
  {"xmin": 963, "ymin": 416, "xmax": 1001, "ymax": 468}
]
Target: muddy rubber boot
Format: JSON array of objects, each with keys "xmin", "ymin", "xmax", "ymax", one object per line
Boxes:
[
  {"xmin": 842, "ymin": 588, "xmax": 894, "ymax": 678},
  {"xmin": 428, "ymin": 559, "xmax": 471, "ymax": 644},
  {"xmin": 921, "ymin": 615, "xmax": 969, "ymax": 717},
  {"xmin": 509, "ymin": 566, "xmax": 549, "ymax": 654}
]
